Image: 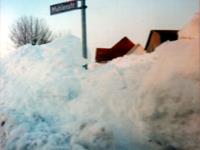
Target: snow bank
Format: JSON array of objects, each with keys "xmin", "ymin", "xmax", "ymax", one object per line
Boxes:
[
  {"xmin": 137, "ymin": 38, "xmax": 200, "ymax": 150},
  {"xmin": 178, "ymin": 12, "xmax": 200, "ymax": 39},
  {"xmin": 0, "ymin": 13, "xmax": 200, "ymax": 150},
  {"xmin": 136, "ymin": 12, "xmax": 200, "ymax": 150},
  {"xmin": 0, "ymin": 35, "xmax": 87, "ymax": 150}
]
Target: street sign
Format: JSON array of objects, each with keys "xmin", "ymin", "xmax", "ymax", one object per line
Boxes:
[
  {"xmin": 50, "ymin": 0, "xmax": 88, "ymax": 61},
  {"xmin": 50, "ymin": 1, "xmax": 78, "ymax": 15}
]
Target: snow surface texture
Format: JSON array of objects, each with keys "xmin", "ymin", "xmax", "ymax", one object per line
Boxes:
[
  {"xmin": 179, "ymin": 12, "xmax": 200, "ymax": 39},
  {"xmin": 0, "ymin": 13, "xmax": 200, "ymax": 150}
]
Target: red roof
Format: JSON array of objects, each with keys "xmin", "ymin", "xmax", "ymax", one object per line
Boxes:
[{"xmin": 96, "ymin": 37, "xmax": 135, "ymax": 62}]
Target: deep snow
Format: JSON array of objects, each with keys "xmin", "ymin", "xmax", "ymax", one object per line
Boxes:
[{"xmin": 0, "ymin": 12, "xmax": 199, "ymax": 150}]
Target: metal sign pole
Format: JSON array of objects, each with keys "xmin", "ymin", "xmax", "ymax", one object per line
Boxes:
[
  {"xmin": 81, "ymin": 0, "xmax": 88, "ymax": 59},
  {"xmin": 50, "ymin": 0, "xmax": 88, "ymax": 61}
]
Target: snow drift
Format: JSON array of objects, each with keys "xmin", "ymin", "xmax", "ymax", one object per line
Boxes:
[
  {"xmin": 136, "ymin": 12, "xmax": 200, "ymax": 150},
  {"xmin": 179, "ymin": 12, "xmax": 200, "ymax": 39},
  {"xmin": 0, "ymin": 13, "xmax": 199, "ymax": 150}
]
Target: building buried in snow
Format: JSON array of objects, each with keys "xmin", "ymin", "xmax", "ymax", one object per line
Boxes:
[
  {"xmin": 95, "ymin": 30, "xmax": 178, "ymax": 63},
  {"xmin": 145, "ymin": 30, "xmax": 178, "ymax": 52},
  {"xmin": 95, "ymin": 37, "xmax": 135, "ymax": 63}
]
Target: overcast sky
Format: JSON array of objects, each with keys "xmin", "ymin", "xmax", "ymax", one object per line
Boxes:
[{"xmin": 0, "ymin": 0, "xmax": 199, "ymax": 58}]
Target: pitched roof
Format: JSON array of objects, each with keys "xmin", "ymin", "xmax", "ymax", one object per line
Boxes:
[
  {"xmin": 145, "ymin": 30, "xmax": 178, "ymax": 52},
  {"xmin": 96, "ymin": 37, "xmax": 135, "ymax": 62}
]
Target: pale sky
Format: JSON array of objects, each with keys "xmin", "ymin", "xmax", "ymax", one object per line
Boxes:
[{"xmin": 0, "ymin": 0, "xmax": 199, "ymax": 59}]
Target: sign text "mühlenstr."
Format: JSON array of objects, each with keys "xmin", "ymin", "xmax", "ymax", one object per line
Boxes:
[{"xmin": 50, "ymin": 1, "xmax": 78, "ymax": 15}]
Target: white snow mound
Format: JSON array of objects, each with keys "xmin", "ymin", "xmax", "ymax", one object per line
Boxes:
[
  {"xmin": 178, "ymin": 12, "xmax": 200, "ymax": 39},
  {"xmin": 0, "ymin": 13, "xmax": 200, "ymax": 150}
]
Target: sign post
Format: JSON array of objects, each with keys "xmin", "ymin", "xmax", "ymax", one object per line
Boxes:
[
  {"xmin": 81, "ymin": 0, "xmax": 88, "ymax": 59},
  {"xmin": 50, "ymin": 0, "xmax": 88, "ymax": 60}
]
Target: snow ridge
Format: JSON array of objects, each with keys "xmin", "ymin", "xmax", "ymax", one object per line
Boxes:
[{"xmin": 0, "ymin": 13, "xmax": 200, "ymax": 150}]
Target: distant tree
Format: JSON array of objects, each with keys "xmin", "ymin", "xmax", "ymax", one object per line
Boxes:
[{"xmin": 10, "ymin": 16, "xmax": 53, "ymax": 47}]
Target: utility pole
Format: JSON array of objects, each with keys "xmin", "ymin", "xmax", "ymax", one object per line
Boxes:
[{"xmin": 81, "ymin": 0, "xmax": 88, "ymax": 59}]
